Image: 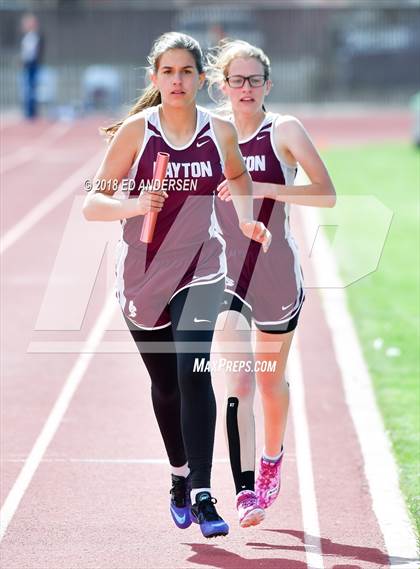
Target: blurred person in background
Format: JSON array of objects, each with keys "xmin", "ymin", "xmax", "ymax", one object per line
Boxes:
[
  {"xmin": 207, "ymin": 39, "xmax": 336, "ymax": 528},
  {"xmin": 20, "ymin": 12, "xmax": 44, "ymax": 119}
]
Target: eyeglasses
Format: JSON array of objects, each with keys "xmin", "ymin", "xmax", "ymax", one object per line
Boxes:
[{"xmin": 225, "ymin": 75, "xmax": 267, "ymax": 88}]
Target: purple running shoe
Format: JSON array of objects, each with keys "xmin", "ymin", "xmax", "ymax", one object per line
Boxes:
[
  {"xmin": 190, "ymin": 491, "xmax": 229, "ymax": 538},
  {"xmin": 169, "ymin": 474, "xmax": 192, "ymax": 529}
]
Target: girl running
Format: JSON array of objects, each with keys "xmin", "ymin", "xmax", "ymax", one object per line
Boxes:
[
  {"xmin": 82, "ymin": 32, "xmax": 271, "ymax": 539},
  {"xmin": 207, "ymin": 40, "xmax": 336, "ymax": 528}
]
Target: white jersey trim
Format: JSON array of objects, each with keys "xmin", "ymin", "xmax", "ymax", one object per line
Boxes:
[
  {"xmin": 208, "ymin": 113, "xmax": 225, "ymax": 170},
  {"xmin": 224, "ymin": 286, "xmax": 305, "ymax": 325},
  {"xmin": 155, "ymin": 104, "xmax": 203, "ymax": 150},
  {"xmin": 270, "ymin": 114, "xmax": 299, "ymax": 170},
  {"xmin": 224, "ymin": 289, "xmax": 253, "ymax": 311},
  {"xmin": 238, "ymin": 113, "xmax": 272, "ymax": 144},
  {"xmin": 124, "ymin": 274, "xmax": 227, "ymax": 331},
  {"xmin": 115, "ymin": 238, "xmax": 129, "ymax": 311},
  {"xmin": 125, "ymin": 273, "xmax": 226, "ymax": 330},
  {"xmin": 127, "ymin": 107, "xmax": 156, "ymax": 181},
  {"xmin": 125, "ymin": 315, "xmax": 172, "ymax": 331},
  {"xmin": 169, "ymin": 273, "xmax": 226, "ymax": 304},
  {"xmin": 253, "ymin": 288, "xmax": 305, "ymax": 326}
]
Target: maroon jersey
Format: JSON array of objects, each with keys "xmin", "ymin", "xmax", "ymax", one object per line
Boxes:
[
  {"xmin": 215, "ymin": 113, "xmax": 304, "ymax": 326},
  {"xmin": 116, "ymin": 105, "xmax": 226, "ymax": 330}
]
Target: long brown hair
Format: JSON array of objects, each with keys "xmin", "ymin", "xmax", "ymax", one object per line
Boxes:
[{"xmin": 102, "ymin": 32, "xmax": 204, "ymax": 139}]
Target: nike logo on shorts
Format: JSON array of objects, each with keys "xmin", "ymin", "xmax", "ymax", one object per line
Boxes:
[{"xmin": 194, "ymin": 317, "xmax": 211, "ymax": 323}]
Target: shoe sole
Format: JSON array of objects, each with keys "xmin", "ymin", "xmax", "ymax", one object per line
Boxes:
[
  {"xmin": 199, "ymin": 520, "xmax": 230, "ymax": 538},
  {"xmin": 240, "ymin": 507, "xmax": 265, "ymax": 528},
  {"xmin": 202, "ymin": 529, "xmax": 229, "ymax": 538},
  {"xmin": 190, "ymin": 508, "xmax": 229, "ymax": 538}
]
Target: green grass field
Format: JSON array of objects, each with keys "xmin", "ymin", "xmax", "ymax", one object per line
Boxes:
[{"xmin": 321, "ymin": 142, "xmax": 420, "ymax": 538}]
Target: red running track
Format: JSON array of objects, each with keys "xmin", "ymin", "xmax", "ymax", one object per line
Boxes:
[{"xmin": 0, "ymin": 114, "xmax": 415, "ymax": 568}]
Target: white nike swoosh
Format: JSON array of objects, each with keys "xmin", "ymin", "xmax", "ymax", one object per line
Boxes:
[
  {"xmin": 197, "ymin": 140, "xmax": 209, "ymax": 148},
  {"xmin": 172, "ymin": 510, "xmax": 186, "ymax": 524},
  {"xmin": 257, "ymin": 135, "xmax": 267, "ymax": 140},
  {"xmin": 194, "ymin": 317, "xmax": 211, "ymax": 323},
  {"xmin": 282, "ymin": 302, "xmax": 293, "ymax": 311}
]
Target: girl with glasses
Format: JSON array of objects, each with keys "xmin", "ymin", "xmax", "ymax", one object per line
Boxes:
[{"xmin": 207, "ymin": 40, "xmax": 336, "ymax": 528}]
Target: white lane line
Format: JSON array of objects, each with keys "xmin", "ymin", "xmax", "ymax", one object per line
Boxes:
[
  {"xmin": 299, "ymin": 204, "xmax": 419, "ymax": 568},
  {"xmin": 26, "ymin": 340, "xmax": 283, "ymax": 353},
  {"xmin": 0, "ymin": 150, "xmax": 103, "ymax": 255},
  {"xmin": 289, "ymin": 339, "xmax": 325, "ymax": 569},
  {"xmin": 0, "ymin": 292, "xmax": 117, "ymax": 541},
  {"xmin": 1, "ymin": 122, "xmax": 71, "ymax": 174},
  {"xmin": 2, "ymin": 458, "xmax": 230, "ymax": 464}
]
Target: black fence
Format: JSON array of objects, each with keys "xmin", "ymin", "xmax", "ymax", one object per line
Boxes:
[{"xmin": 1, "ymin": 1, "xmax": 419, "ymax": 110}]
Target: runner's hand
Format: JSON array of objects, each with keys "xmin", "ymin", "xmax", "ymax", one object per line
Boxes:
[
  {"xmin": 136, "ymin": 189, "xmax": 168, "ymax": 216},
  {"xmin": 216, "ymin": 179, "xmax": 232, "ymax": 201},
  {"xmin": 239, "ymin": 219, "xmax": 272, "ymax": 253}
]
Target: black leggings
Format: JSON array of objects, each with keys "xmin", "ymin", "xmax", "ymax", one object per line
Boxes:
[{"xmin": 125, "ymin": 279, "xmax": 224, "ymax": 489}]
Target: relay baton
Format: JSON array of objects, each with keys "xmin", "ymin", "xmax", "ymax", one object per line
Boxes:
[{"xmin": 140, "ymin": 152, "xmax": 170, "ymax": 243}]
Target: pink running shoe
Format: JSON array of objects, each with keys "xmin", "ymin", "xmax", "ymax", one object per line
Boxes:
[
  {"xmin": 255, "ymin": 450, "xmax": 284, "ymax": 509},
  {"xmin": 236, "ymin": 490, "xmax": 265, "ymax": 528}
]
